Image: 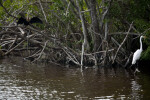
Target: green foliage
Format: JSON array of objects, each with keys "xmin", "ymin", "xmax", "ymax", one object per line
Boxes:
[
  {"xmin": 109, "ymin": 0, "xmax": 150, "ymax": 59},
  {"xmin": 141, "ymin": 31, "xmax": 150, "ymax": 59},
  {"xmin": 23, "ymin": 42, "xmax": 28, "ymax": 48},
  {"xmin": 129, "ymin": 0, "xmax": 150, "ymax": 59},
  {"xmin": 142, "ymin": 47, "xmax": 150, "ymax": 60},
  {"xmin": 0, "ymin": 0, "xmax": 150, "ymax": 59},
  {"xmin": 145, "ymin": 31, "xmax": 150, "ymax": 46},
  {"xmin": 133, "ymin": 19, "xmax": 150, "ymax": 32},
  {"xmin": 129, "ymin": 0, "xmax": 150, "ymax": 20}
]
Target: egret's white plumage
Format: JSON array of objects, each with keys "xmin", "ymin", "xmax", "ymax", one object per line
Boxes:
[
  {"xmin": 132, "ymin": 49, "xmax": 142, "ymax": 64},
  {"xmin": 132, "ymin": 36, "xmax": 144, "ymax": 65}
]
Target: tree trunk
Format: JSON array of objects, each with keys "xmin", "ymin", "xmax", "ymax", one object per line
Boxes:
[{"xmin": 90, "ymin": 0, "xmax": 102, "ymax": 52}]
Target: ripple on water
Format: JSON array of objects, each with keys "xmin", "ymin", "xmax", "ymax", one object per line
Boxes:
[{"xmin": 0, "ymin": 57, "xmax": 149, "ymax": 99}]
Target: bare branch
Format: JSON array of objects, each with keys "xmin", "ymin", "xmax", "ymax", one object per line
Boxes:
[
  {"xmin": 38, "ymin": 0, "xmax": 47, "ymax": 23},
  {"xmin": 0, "ymin": 2, "xmax": 17, "ymax": 19},
  {"xmin": 112, "ymin": 22, "xmax": 133, "ymax": 63},
  {"xmin": 32, "ymin": 40, "xmax": 49, "ymax": 62}
]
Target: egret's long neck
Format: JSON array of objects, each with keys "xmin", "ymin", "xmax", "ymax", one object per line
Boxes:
[{"xmin": 140, "ymin": 37, "xmax": 143, "ymax": 51}]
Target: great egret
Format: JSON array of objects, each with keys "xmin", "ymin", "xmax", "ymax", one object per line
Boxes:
[{"xmin": 131, "ymin": 36, "xmax": 145, "ymax": 72}]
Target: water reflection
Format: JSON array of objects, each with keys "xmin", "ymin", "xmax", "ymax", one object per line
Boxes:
[{"xmin": 0, "ymin": 57, "xmax": 150, "ymax": 99}]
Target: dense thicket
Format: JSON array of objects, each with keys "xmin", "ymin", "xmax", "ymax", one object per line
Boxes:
[{"xmin": 0, "ymin": 0, "xmax": 150, "ymax": 68}]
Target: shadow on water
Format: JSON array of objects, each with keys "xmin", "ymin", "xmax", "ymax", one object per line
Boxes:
[{"xmin": 0, "ymin": 57, "xmax": 150, "ymax": 99}]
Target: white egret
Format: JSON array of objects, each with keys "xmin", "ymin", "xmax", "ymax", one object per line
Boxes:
[{"xmin": 131, "ymin": 36, "xmax": 146, "ymax": 72}]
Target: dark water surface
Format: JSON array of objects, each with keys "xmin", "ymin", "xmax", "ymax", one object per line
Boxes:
[{"xmin": 0, "ymin": 57, "xmax": 150, "ymax": 100}]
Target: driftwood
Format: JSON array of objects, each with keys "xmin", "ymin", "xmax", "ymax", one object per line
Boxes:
[{"xmin": 0, "ymin": 21, "xmax": 144, "ymax": 68}]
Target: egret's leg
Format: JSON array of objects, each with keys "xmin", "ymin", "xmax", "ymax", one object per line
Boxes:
[
  {"xmin": 134, "ymin": 62, "xmax": 140, "ymax": 74},
  {"xmin": 137, "ymin": 61, "xmax": 138, "ymax": 67},
  {"xmin": 129, "ymin": 64, "xmax": 133, "ymax": 68}
]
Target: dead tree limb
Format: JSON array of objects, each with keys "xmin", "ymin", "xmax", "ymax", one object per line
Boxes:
[
  {"xmin": 0, "ymin": 2, "xmax": 17, "ymax": 19},
  {"xmin": 112, "ymin": 22, "xmax": 133, "ymax": 64},
  {"xmin": 62, "ymin": 47, "xmax": 80, "ymax": 66},
  {"xmin": 76, "ymin": 0, "xmax": 89, "ymax": 70},
  {"xmin": 24, "ymin": 50, "xmax": 41, "ymax": 60},
  {"xmin": 5, "ymin": 40, "xmax": 25, "ymax": 55},
  {"xmin": 32, "ymin": 40, "xmax": 49, "ymax": 62},
  {"xmin": 8, "ymin": 35, "xmax": 18, "ymax": 50},
  {"xmin": 39, "ymin": 0, "xmax": 48, "ymax": 23}
]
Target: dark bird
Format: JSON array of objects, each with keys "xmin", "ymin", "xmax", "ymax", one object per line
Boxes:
[{"xmin": 17, "ymin": 16, "xmax": 43, "ymax": 26}]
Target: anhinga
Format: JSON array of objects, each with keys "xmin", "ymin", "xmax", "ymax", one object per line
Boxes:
[{"xmin": 17, "ymin": 13, "xmax": 43, "ymax": 26}]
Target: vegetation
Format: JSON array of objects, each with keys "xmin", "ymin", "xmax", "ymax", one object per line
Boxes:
[{"xmin": 0, "ymin": 0, "xmax": 150, "ymax": 67}]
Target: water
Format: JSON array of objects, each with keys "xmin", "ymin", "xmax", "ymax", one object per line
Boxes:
[{"xmin": 0, "ymin": 57, "xmax": 150, "ymax": 100}]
